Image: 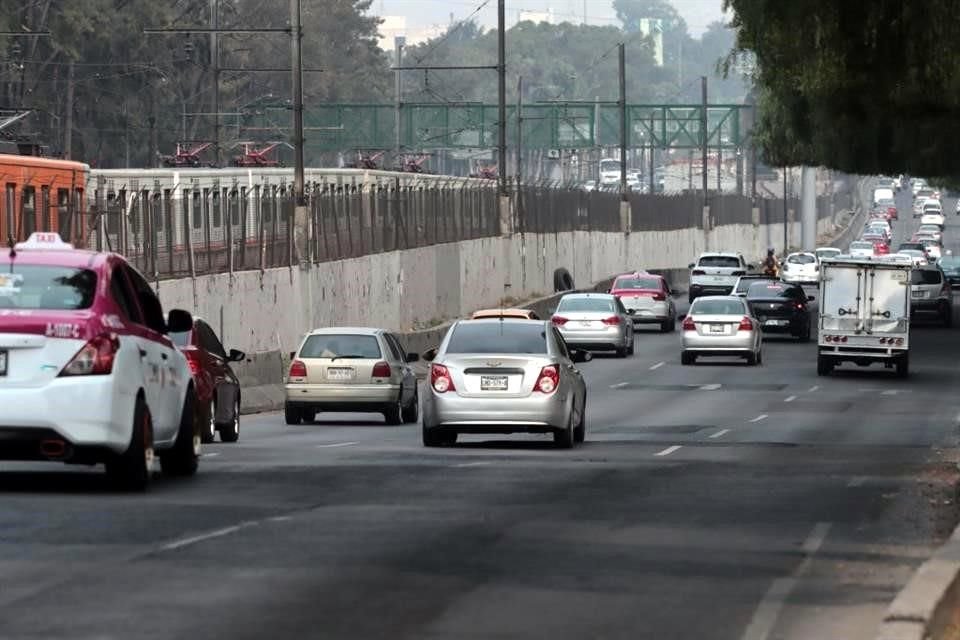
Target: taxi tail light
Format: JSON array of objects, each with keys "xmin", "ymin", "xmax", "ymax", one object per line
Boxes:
[
  {"xmin": 682, "ymin": 316, "xmax": 696, "ymax": 331},
  {"xmin": 372, "ymin": 361, "xmax": 391, "ymax": 378},
  {"xmin": 534, "ymin": 364, "xmax": 560, "ymax": 394},
  {"xmin": 431, "ymin": 364, "xmax": 455, "ymax": 393},
  {"xmin": 184, "ymin": 351, "xmax": 202, "ymax": 376},
  {"xmin": 288, "ymin": 360, "xmax": 307, "ymax": 378},
  {"xmin": 601, "ymin": 316, "xmax": 621, "ymax": 325},
  {"xmin": 652, "ymin": 292, "xmax": 666, "ymax": 301},
  {"xmin": 59, "ymin": 333, "xmax": 119, "ymax": 377},
  {"xmin": 738, "ymin": 317, "xmax": 754, "ymax": 331},
  {"xmin": 551, "ymin": 315, "xmax": 569, "ymax": 326}
]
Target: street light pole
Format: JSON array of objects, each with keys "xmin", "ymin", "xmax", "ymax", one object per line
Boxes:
[
  {"xmin": 290, "ymin": 0, "xmax": 307, "ymax": 262},
  {"xmin": 497, "ymin": 0, "xmax": 507, "ymax": 196}
]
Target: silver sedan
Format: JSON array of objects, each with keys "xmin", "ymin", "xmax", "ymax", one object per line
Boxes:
[
  {"xmin": 681, "ymin": 296, "xmax": 763, "ymax": 365},
  {"xmin": 421, "ymin": 319, "xmax": 590, "ymax": 448},
  {"xmin": 551, "ymin": 293, "xmax": 634, "ymax": 357}
]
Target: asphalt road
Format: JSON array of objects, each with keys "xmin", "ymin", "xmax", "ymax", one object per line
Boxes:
[{"xmin": 1, "ymin": 188, "xmax": 959, "ymax": 640}]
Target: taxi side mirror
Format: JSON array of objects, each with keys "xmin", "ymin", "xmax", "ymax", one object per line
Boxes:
[{"xmin": 167, "ymin": 309, "xmax": 193, "ymax": 333}]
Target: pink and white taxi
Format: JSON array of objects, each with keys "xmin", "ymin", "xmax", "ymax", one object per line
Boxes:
[{"xmin": 0, "ymin": 233, "xmax": 200, "ymax": 489}]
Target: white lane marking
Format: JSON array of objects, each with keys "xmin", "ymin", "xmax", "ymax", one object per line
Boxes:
[
  {"xmin": 700, "ymin": 383, "xmax": 722, "ymax": 391},
  {"xmin": 649, "ymin": 361, "xmax": 665, "ymax": 370},
  {"xmin": 161, "ymin": 521, "xmax": 260, "ymax": 552},
  {"xmin": 709, "ymin": 429, "xmax": 731, "ymax": 439},
  {"xmin": 203, "ymin": 452, "xmax": 220, "ymax": 458},
  {"xmin": 848, "ymin": 476, "xmax": 867, "ymax": 488},
  {"xmin": 315, "ymin": 442, "xmax": 359, "ymax": 448},
  {"xmin": 749, "ymin": 414, "xmax": 769, "ymax": 423},
  {"xmin": 610, "ymin": 382, "xmax": 630, "ymax": 389},
  {"xmin": 881, "ymin": 390, "xmax": 900, "ymax": 396},
  {"xmin": 807, "ymin": 385, "xmax": 819, "ymax": 393},
  {"xmin": 454, "ymin": 461, "xmax": 492, "ymax": 468},
  {"xmin": 269, "ymin": 516, "xmax": 294, "ymax": 523},
  {"xmin": 784, "ymin": 395, "xmax": 797, "ymax": 403},
  {"xmin": 655, "ymin": 445, "xmax": 682, "ymax": 457},
  {"xmin": 740, "ymin": 522, "xmax": 832, "ymax": 640}
]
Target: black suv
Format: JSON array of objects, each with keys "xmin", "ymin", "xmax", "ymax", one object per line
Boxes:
[{"xmin": 745, "ymin": 280, "xmax": 813, "ymax": 341}]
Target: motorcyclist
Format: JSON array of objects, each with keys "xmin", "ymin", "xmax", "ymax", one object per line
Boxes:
[{"xmin": 762, "ymin": 247, "xmax": 780, "ymax": 277}]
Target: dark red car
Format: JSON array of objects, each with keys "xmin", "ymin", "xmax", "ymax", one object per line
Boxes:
[{"xmin": 170, "ymin": 319, "xmax": 245, "ymax": 443}]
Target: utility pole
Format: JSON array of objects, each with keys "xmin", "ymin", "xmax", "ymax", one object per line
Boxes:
[
  {"xmin": 782, "ymin": 166, "xmax": 788, "ymax": 252},
  {"xmin": 515, "ymin": 76, "xmax": 523, "ymax": 185},
  {"xmin": 497, "ymin": 0, "xmax": 507, "ymax": 196},
  {"xmin": 700, "ymin": 75, "xmax": 708, "ymax": 204},
  {"xmin": 649, "ymin": 114, "xmax": 655, "ymax": 193},
  {"xmin": 210, "ymin": 0, "xmax": 220, "ymax": 167},
  {"xmin": 717, "ymin": 145, "xmax": 722, "ymax": 192},
  {"xmin": 290, "ymin": 0, "xmax": 307, "ymax": 261},
  {"xmin": 618, "ymin": 42, "xmax": 627, "ymax": 201},
  {"xmin": 64, "ymin": 60, "xmax": 74, "ymax": 160},
  {"xmin": 394, "ymin": 36, "xmax": 405, "ymax": 166}
]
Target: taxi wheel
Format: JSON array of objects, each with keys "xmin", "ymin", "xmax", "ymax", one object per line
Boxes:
[
  {"xmin": 201, "ymin": 399, "xmax": 217, "ymax": 444},
  {"xmin": 219, "ymin": 398, "xmax": 240, "ymax": 443},
  {"xmin": 160, "ymin": 388, "xmax": 200, "ymax": 477},
  {"xmin": 106, "ymin": 396, "xmax": 153, "ymax": 491},
  {"xmin": 284, "ymin": 403, "xmax": 302, "ymax": 425},
  {"xmin": 384, "ymin": 395, "xmax": 404, "ymax": 426},
  {"xmin": 573, "ymin": 401, "xmax": 586, "ymax": 444},
  {"xmin": 401, "ymin": 389, "xmax": 420, "ymax": 424}
]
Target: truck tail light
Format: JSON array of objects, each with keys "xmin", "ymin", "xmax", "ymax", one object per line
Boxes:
[
  {"xmin": 59, "ymin": 333, "xmax": 119, "ymax": 377},
  {"xmin": 431, "ymin": 364, "xmax": 455, "ymax": 393},
  {"xmin": 738, "ymin": 317, "xmax": 754, "ymax": 331},
  {"xmin": 682, "ymin": 316, "xmax": 695, "ymax": 331},
  {"xmin": 551, "ymin": 315, "xmax": 569, "ymax": 326},
  {"xmin": 288, "ymin": 360, "xmax": 307, "ymax": 378},
  {"xmin": 372, "ymin": 361, "xmax": 391, "ymax": 378},
  {"xmin": 601, "ymin": 316, "xmax": 621, "ymax": 325},
  {"xmin": 534, "ymin": 364, "xmax": 560, "ymax": 394}
]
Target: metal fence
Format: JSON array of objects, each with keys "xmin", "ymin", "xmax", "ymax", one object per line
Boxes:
[{"xmin": 72, "ymin": 177, "xmax": 857, "ymax": 281}]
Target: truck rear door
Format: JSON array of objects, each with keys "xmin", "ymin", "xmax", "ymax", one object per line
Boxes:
[
  {"xmin": 821, "ymin": 265, "xmax": 864, "ymax": 333},
  {"xmin": 865, "ymin": 267, "xmax": 909, "ymax": 334}
]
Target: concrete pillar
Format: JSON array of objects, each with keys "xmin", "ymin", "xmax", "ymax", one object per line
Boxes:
[
  {"xmin": 620, "ymin": 201, "xmax": 632, "ymax": 234},
  {"xmin": 801, "ymin": 166, "xmax": 817, "ymax": 251},
  {"xmin": 702, "ymin": 206, "xmax": 711, "ymax": 251},
  {"xmin": 294, "ymin": 204, "xmax": 310, "ymax": 265},
  {"xmin": 499, "ymin": 195, "xmax": 513, "ymax": 237}
]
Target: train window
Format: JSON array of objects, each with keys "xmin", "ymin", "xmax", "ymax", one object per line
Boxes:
[
  {"xmin": 105, "ymin": 192, "xmax": 120, "ymax": 235},
  {"xmin": 262, "ymin": 187, "xmax": 273, "ymax": 223},
  {"xmin": 230, "ymin": 189, "xmax": 240, "ymax": 226},
  {"xmin": 130, "ymin": 192, "xmax": 142, "ymax": 234},
  {"xmin": 5, "ymin": 183, "xmax": 14, "ymax": 239},
  {"xmin": 191, "ymin": 190, "xmax": 201, "ymax": 229},
  {"xmin": 21, "ymin": 186, "xmax": 36, "ymax": 237},
  {"xmin": 40, "ymin": 186, "xmax": 50, "ymax": 232},
  {"xmin": 152, "ymin": 193, "xmax": 163, "ymax": 234},
  {"xmin": 163, "ymin": 190, "xmax": 172, "ymax": 237},
  {"xmin": 202, "ymin": 188, "xmax": 210, "ymax": 230},
  {"xmin": 212, "ymin": 189, "xmax": 221, "ymax": 228}
]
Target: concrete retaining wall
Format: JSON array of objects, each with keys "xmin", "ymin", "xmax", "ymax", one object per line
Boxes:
[{"xmin": 156, "ymin": 189, "xmax": 866, "ymax": 414}]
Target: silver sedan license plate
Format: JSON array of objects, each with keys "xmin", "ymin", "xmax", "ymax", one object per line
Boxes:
[
  {"xmin": 710, "ymin": 324, "xmax": 724, "ymax": 334},
  {"xmin": 327, "ymin": 367, "xmax": 354, "ymax": 381},
  {"xmin": 480, "ymin": 375, "xmax": 508, "ymax": 391}
]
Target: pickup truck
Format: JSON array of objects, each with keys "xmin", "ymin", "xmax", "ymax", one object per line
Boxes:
[{"xmin": 688, "ymin": 252, "xmax": 752, "ymax": 303}]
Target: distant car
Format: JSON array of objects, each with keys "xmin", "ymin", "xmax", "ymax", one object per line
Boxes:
[
  {"xmin": 815, "ymin": 247, "xmax": 842, "ymax": 262},
  {"xmin": 915, "ymin": 188, "xmax": 936, "ymax": 202},
  {"xmin": 421, "ymin": 319, "xmax": 590, "ymax": 448},
  {"xmin": 866, "ymin": 220, "xmax": 892, "ymax": 237},
  {"xmin": 849, "ymin": 240, "xmax": 876, "ymax": 257},
  {"xmin": 781, "ymin": 252, "xmax": 819, "ymax": 285},
  {"xmin": 897, "ymin": 250, "xmax": 928, "ymax": 266},
  {"xmin": 681, "ymin": 296, "xmax": 763, "ymax": 366},
  {"xmin": 551, "ymin": 293, "xmax": 634, "ymax": 357},
  {"xmin": 733, "ymin": 274, "xmax": 779, "ymax": 296},
  {"xmin": 745, "ymin": 280, "xmax": 813, "ymax": 341},
  {"xmin": 910, "ymin": 266, "xmax": 952, "ymax": 326},
  {"xmin": 861, "ymin": 232, "xmax": 888, "ymax": 247},
  {"xmin": 920, "ymin": 239, "xmax": 942, "ymax": 260},
  {"xmin": 170, "ymin": 318, "xmax": 245, "ymax": 444},
  {"xmin": 921, "ymin": 212, "xmax": 945, "ymax": 228},
  {"xmin": 873, "ymin": 241, "xmax": 890, "ymax": 255},
  {"xmin": 918, "ymin": 224, "xmax": 943, "ymax": 241},
  {"xmin": 688, "ymin": 252, "xmax": 751, "ymax": 302},
  {"xmin": 284, "ymin": 328, "xmax": 421, "ymax": 426},
  {"xmin": 938, "ymin": 256, "xmax": 960, "ymax": 286},
  {"xmin": 609, "ymin": 272, "xmax": 677, "ymax": 332},
  {"xmin": 471, "ymin": 308, "xmax": 540, "ymax": 320}
]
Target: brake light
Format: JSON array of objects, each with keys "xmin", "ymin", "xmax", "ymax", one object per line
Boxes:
[
  {"xmin": 288, "ymin": 360, "xmax": 307, "ymax": 378},
  {"xmin": 652, "ymin": 292, "xmax": 666, "ymax": 301},
  {"xmin": 795, "ymin": 302, "xmax": 806, "ymax": 310},
  {"xmin": 682, "ymin": 316, "xmax": 695, "ymax": 331},
  {"xmin": 692, "ymin": 269, "xmax": 706, "ymax": 276},
  {"xmin": 185, "ymin": 351, "xmax": 202, "ymax": 376},
  {"xmin": 59, "ymin": 333, "xmax": 119, "ymax": 376},
  {"xmin": 738, "ymin": 317, "xmax": 754, "ymax": 331},
  {"xmin": 551, "ymin": 315, "xmax": 569, "ymax": 326},
  {"xmin": 534, "ymin": 364, "xmax": 560, "ymax": 394},
  {"xmin": 431, "ymin": 364, "xmax": 455, "ymax": 393},
  {"xmin": 602, "ymin": 316, "xmax": 621, "ymax": 325},
  {"xmin": 372, "ymin": 361, "xmax": 391, "ymax": 378}
]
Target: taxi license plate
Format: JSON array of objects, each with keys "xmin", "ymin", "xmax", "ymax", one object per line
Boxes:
[
  {"xmin": 709, "ymin": 324, "xmax": 725, "ymax": 334},
  {"xmin": 0, "ymin": 350, "xmax": 6, "ymax": 376},
  {"xmin": 326, "ymin": 367, "xmax": 354, "ymax": 380},
  {"xmin": 481, "ymin": 375, "xmax": 508, "ymax": 391}
]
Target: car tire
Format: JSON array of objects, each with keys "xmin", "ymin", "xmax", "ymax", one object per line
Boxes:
[
  {"xmin": 401, "ymin": 388, "xmax": 420, "ymax": 424},
  {"xmin": 105, "ymin": 395, "xmax": 153, "ymax": 491},
  {"xmin": 160, "ymin": 387, "xmax": 200, "ymax": 477},
  {"xmin": 423, "ymin": 424, "xmax": 452, "ymax": 447},
  {"xmin": 615, "ymin": 344, "xmax": 628, "ymax": 358},
  {"xmin": 626, "ymin": 336, "xmax": 635, "ymax": 356},
  {"xmin": 201, "ymin": 399, "xmax": 217, "ymax": 444},
  {"xmin": 756, "ymin": 349, "xmax": 763, "ymax": 365},
  {"xmin": 941, "ymin": 303, "xmax": 953, "ymax": 328},
  {"xmin": 660, "ymin": 319, "xmax": 672, "ymax": 333},
  {"xmin": 816, "ymin": 355, "xmax": 833, "ymax": 376},
  {"xmin": 284, "ymin": 403, "xmax": 302, "ymax": 425},
  {"xmin": 553, "ymin": 413, "xmax": 575, "ymax": 449},
  {"xmin": 681, "ymin": 352, "xmax": 694, "ymax": 366},
  {"xmin": 745, "ymin": 351, "xmax": 757, "ymax": 366},
  {"xmin": 799, "ymin": 323, "xmax": 812, "ymax": 342},
  {"xmin": 384, "ymin": 396, "xmax": 403, "ymax": 425},
  {"xmin": 219, "ymin": 397, "xmax": 240, "ymax": 443},
  {"xmin": 896, "ymin": 354, "xmax": 910, "ymax": 378},
  {"xmin": 573, "ymin": 401, "xmax": 586, "ymax": 444}
]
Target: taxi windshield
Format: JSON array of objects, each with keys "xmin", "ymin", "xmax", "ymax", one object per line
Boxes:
[{"xmin": 0, "ymin": 265, "xmax": 96, "ymax": 310}]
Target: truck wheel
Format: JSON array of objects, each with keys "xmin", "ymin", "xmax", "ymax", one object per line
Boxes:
[
  {"xmin": 160, "ymin": 387, "xmax": 200, "ymax": 477},
  {"xmin": 896, "ymin": 355, "xmax": 910, "ymax": 378},
  {"xmin": 817, "ymin": 355, "xmax": 833, "ymax": 376}
]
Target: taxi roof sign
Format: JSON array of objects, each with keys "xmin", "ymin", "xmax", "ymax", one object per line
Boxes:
[{"xmin": 14, "ymin": 232, "xmax": 75, "ymax": 251}]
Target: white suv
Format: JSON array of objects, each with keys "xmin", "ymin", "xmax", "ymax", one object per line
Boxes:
[{"xmin": 688, "ymin": 252, "xmax": 752, "ymax": 303}]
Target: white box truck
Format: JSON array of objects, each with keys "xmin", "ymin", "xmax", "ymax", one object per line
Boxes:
[{"xmin": 817, "ymin": 256, "xmax": 912, "ymax": 377}]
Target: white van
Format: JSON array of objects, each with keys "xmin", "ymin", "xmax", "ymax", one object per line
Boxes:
[{"xmin": 872, "ymin": 187, "xmax": 894, "ymax": 204}]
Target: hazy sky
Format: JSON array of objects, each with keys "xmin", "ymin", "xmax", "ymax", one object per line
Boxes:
[{"xmin": 371, "ymin": 1, "xmax": 729, "ymax": 37}]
